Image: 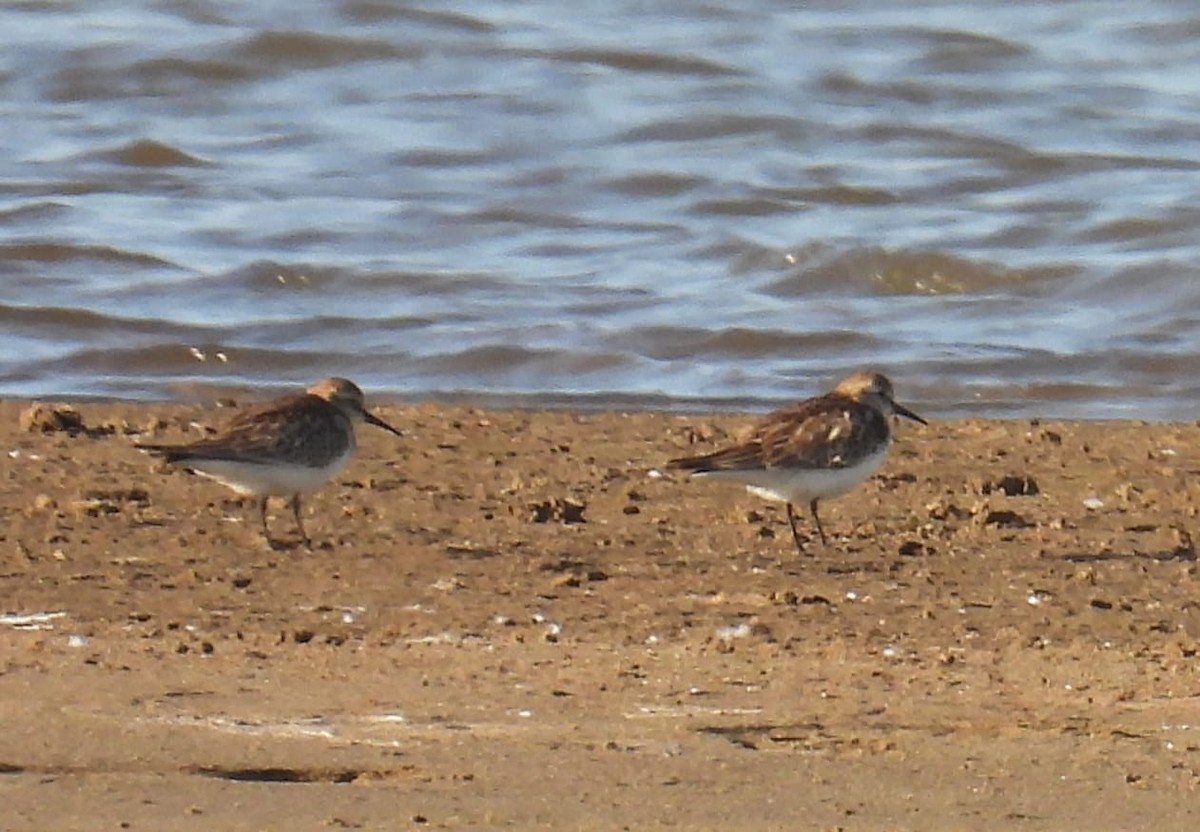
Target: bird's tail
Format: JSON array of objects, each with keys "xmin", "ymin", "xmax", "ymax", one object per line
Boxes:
[
  {"xmin": 134, "ymin": 443, "xmax": 192, "ymax": 464},
  {"xmin": 664, "ymin": 451, "xmax": 722, "ymax": 474}
]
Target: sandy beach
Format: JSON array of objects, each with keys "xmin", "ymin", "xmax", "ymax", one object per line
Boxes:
[{"xmin": 1, "ymin": 395, "xmax": 1199, "ymax": 830}]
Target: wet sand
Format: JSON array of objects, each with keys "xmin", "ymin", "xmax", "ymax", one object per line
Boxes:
[{"xmin": 2, "ymin": 397, "xmax": 1199, "ymax": 830}]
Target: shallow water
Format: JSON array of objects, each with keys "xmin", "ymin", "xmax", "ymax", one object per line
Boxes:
[{"xmin": 4, "ymin": 0, "xmax": 1200, "ymax": 418}]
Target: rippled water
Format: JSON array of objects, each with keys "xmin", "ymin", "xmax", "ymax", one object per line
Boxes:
[{"xmin": 4, "ymin": 0, "xmax": 1200, "ymax": 418}]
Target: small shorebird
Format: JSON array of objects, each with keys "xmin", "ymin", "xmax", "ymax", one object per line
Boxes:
[
  {"xmin": 138, "ymin": 377, "xmax": 402, "ymax": 549},
  {"xmin": 667, "ymin": 371, "xmax": 925, "ymax": 554}
]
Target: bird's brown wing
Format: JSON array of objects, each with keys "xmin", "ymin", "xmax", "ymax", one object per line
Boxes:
[
  {"xmin": 668, "ymin": 395, "xmax": 889, "ymax": 472},
  {"xmin": 141, "ymin": 394, "xmax": 349, "ymax": 465}
]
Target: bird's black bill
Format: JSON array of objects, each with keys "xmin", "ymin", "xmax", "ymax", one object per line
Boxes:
[
  {"xmin": 364, "ymin": 411, "xmax": 403, "ymax": 437},
  {"xmin": 893, "ymin": 402, "xmax": 927, "ymax": 425}
]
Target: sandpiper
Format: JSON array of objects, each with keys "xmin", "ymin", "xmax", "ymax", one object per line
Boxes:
[
  {"xmin": 667, "ymin": 371, "xmax": 925, "ymax": 554},
  {"xmin": 137, "ymin": 377, "xmax": 402, "ymax": 549}
]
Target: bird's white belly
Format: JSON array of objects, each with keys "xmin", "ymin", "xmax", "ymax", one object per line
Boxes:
[
  {"xmin": 698, "ymin": 446, "xmax": 889, "ymax": 505},
  {"xmin": 188, "ymin": 449, "xmax": 354, "ymax": 497}
]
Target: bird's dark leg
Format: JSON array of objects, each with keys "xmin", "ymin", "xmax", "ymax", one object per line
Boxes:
[
  {"xmin": 808, "ymin": 498, "xmax": 828, "ymax": 547},
  {"xmin": 258, "ymin": 495, "xmax": 276, "ymax": 548},
  {"xmin": 787, "ymin": 502, "xmax": 805, "ymax": 555},
  {"xmin": 290, "ymin": 494, "xmax": 312, "ymax": 550}
]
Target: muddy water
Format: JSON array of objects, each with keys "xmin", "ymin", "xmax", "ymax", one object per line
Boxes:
[{"xmin": 4, "ymin": 1, "xmax": 1200, "ymax": 418}]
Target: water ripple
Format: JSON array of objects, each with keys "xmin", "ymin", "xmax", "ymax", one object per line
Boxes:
[{"xmin": 3, "ymin": 0, "xmax": 1200, "ymax": 418}]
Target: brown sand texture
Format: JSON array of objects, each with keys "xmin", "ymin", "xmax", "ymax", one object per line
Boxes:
[{"xmin": 1, "ymin": 396, "xmax": 1199, "ymax": 830}]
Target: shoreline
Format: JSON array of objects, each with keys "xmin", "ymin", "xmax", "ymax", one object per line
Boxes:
[
  {"xmin": 6, "ymin": 385, "xmax": 1188, "ymax": 424},
  {"xmin": 2, "ymin": 398, "xmax": 1199, "ymax": 829}
]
